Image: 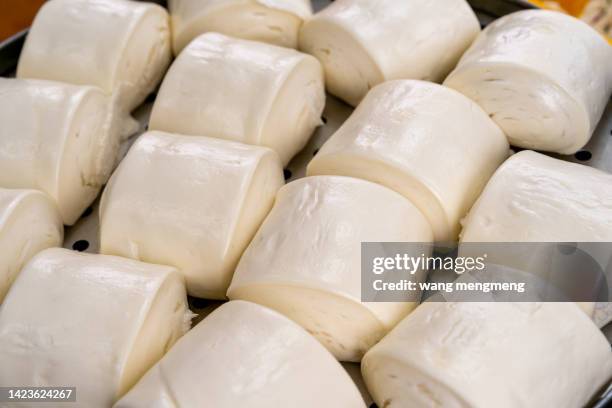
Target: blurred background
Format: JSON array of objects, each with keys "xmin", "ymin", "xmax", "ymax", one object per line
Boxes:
[
  {"xmin": 0, "ymin": 0, "xmax": 46, "ymax": 41},
  {"xmin": 0, "ymin": 0, "xmax": 610, "ymax": 43}
]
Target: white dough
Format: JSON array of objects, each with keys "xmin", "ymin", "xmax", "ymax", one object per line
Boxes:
[
  {"xmin": 169, "ymin": 0, "xmax": 312, "ymax": 54},
  {"xmin": 100, "ymin": 131, "xmax": 284, "ymax": 299},
  {"xmin": 460, "ymin": 151, "xmax": 612, "ymax": 311},
  {"xmin": 0, "ymin": 78, "xmax": 116, "ymax": 225},
  {"xmin": 0, "ymin": 248, "xmax": 191, "ymax": 408},
  {"xmin": 149, "ymin": 32, "xmax": 325, "ymax": 165},
  {"xmin": 18, "ymin": 0, "xmax": 172, "ymax": 133},
  {"xmin": 298, "ymin": 0, "xmax": 480, "ymax": 106},
  {"xmin": 115, "ymin": 300, "xmax": 365, "ymax": 408},
  {"xmin": 444, "ymin": 10, "xmax": 612, "ymax": 154},
  {"xmin": 228, "ymin": 176, "xmax": 433, "ymax": 362},
  {"xmin": 362, "ymin": 302, "xmax": 612, "ymax": 408},
  {"xmin": 0, "ymin": 188, "xmax": 63, "ymax": 303},
  {"xmin": 461, "ymin": 150, "xmax": 612, "ymax": 242},
  {"xmin": 307, "ymin": 80, "xmax": 509, "ymax": 242}
]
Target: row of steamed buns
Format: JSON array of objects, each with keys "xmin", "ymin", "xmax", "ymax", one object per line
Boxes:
[{"xmin": 0, "ymin": 0, "xmax": 611, "ymax": 407}]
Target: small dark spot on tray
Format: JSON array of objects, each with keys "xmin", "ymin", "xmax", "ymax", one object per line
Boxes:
[
  {"xmin": 72, "ymin": 240, "xmax": 89, "ymax": 252},
  {"xmin": 574, "ymin": 150, "xmax": 592, "ymax": 161}
]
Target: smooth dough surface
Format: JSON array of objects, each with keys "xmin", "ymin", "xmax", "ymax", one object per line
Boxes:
[
  {"xmin": 100, "ymin": 131, "xmax": 284, "ymax": 299},
  {"xmin": 461, "ymin": 150, "xmax": 612, "ymax": 242},
  {"xmin": 444, "ymin": 10, "xmax": 612, "ymax": 154},
  {"xmin": 307, "ymin": 80, "xmax": 509, "ymax": 242},
  {"xmin": 362, "ymin": 302, "xmax": 612, "ymax": 408},
  {"xmin": 169, "ymin": 0, "xmax": 312, "ymax": 53},
  {"xmin": 228, "ymin": 176, "xmax": 433, "ymax": 362},
  {"xmin": 17, "ymin": 0, "xmax": 172, "ymax": 132},
  {"xmin": 0, "ymin": 188, "xmax": 63, "ymax": 302},
  {"xmin": 0, "ymin": 78, "xmax": 116, "ymax": 225},
  {"xmin": 149, "ymin": 32, "xmax": 325, "ymax": 165},
  {"xmin": 115, "ymin": 300, "xmax": 365, "ymax": 408},
  {"xmin": 0, "ymin": 248, "xmax": 191, "ymax": 408},
  {"xmin": 299, "ymin": 0, "xmax": 479, "ymax": 105},
  {"xmin": 460, "ymin": 150, "xmax": 612, "ymax": 309}
]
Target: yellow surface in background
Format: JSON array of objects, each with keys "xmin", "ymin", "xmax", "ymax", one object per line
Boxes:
[
  {"xmin": 557, "ymin": 0, "xmax": 589, "ymax": 14},
  {"xmin": 529, "ymin": 0, "xmax": 588, "ymax": 14},
  {"xmin": 528, "ymin": 0, "xmax": 612, "ymax": 44}
]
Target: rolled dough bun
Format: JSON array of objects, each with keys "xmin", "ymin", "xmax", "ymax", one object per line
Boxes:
[
  {"xmin": 0, "ymin": 248, "xmax": 191, "ymax": 408},
  {"xmin": 149, "ymin": 32, "xmax": 325, "ymax": 165},
  {"xmin": 228, "ymin": 176, "xmax": 433, "ymax": 362},
  {"xmin": 461, "ymin": 150, "xmax": 612, "ymax": 242},
  {"xmin": 0, "ymin": 78, "xmax": 116, "ymax": 225},
  {"xmin": 0, "ymin": 188, "xmax": 63, "ymax": 302},
  {"xmin": 299, "ymin": 0, "xmax": 480, "ymax": 105},
  {"xmin": 307, "ymin": 80, "xmax": 509, "ymax": 242},
  {"xmin": 17, "ymin": 0, "xmax": 172, "ymax": 134},
  {"xmin": 362, "ymin": 302, "xmax": 612, "ymax": 408},
  {"xmin": 100, "ymin": 131, "xmax": 284, "ymax": 299},
  {"xmin": 115, "ymin": 300, "xmax": 365, "ymax": 408},
  {"xmin": 444, "ymin": 10, "xmax": 612, "ymax": 154},
  {"xmin": 169, "ymin": 0, "xmax": 312, "ymax": 54},
  {"xmin": 460, "ymin": 150, "xmax": 612, "ymax": 313}
]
